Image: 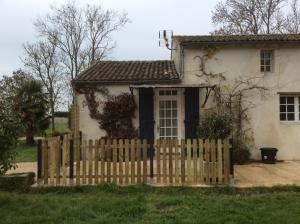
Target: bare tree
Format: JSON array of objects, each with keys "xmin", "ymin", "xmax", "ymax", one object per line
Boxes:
[
  {"xmin": 283, "ymin": 0, "xmax": 300, "ymax": 33},
  {"xmin": 23, "ymin": 39, "xmax": 63, "ymax": 132},
  {"xmin": 212, "ymin": 0, "xmax": 286, "ymax": 34},
  {"xmin": 34, "ymin": 1, "xmax": 129, "ymax": 82}
]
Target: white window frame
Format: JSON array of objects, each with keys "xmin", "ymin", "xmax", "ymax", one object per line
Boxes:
[
  {"xmin": 260, "ymin": 50, "xmax": 274, "ymax": 73},
  {"xmin": 279, "ymin": 95, "xmax": 300, "ymax": 123},
  {"xmin": 154, "ymin": 88, "xmax": 183, "ymax": 140}
]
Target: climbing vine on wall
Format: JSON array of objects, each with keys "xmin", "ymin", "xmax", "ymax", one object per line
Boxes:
[
  {"xmin": 76, "ymin": 86, "xmax": 137, "ymax": 138},
  {"xmin": 194, "ymin": 46, "xmax": 268, "ymax": 163}
]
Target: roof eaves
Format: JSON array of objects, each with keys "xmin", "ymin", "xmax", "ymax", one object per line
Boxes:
[{"xmin": 72, "ymin": 78, "xmax": 182, "ymax": 86}]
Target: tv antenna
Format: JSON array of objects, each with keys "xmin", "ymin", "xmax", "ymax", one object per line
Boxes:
[{"xmin": 159, "ymin": 30, "xmax": 175, "ymax": 50}]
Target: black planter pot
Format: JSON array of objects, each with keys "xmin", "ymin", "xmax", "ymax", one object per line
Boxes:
[{"xmin": 260, "ymin": 148, "xmax": 278, "ymax": 164}]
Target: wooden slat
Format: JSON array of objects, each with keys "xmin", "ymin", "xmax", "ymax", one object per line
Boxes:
[
  {"xmin": 100, "ymin": 139, "xmax": 105, "ymax": 183},
  {"xmin": 75, "ymin": 137, "xmax": 81, "ymax": 185},
  {"xmin": 125, "ymin": 139, "xmax": 130, "ymax": 184},
  {"xmin": 186, "ymin": 139, "xmax": 192, "ymax": 184},
  {"xmin": 94, "ymin": 140, "xmax": 99, "ymax": 185},
  {"xmin": 130, "ymin": 139, "xmax": 136, "ymax": 184},
  {"xmin": 223, "ymin": 139, "xmax": 230, "ymax": 184},
  {"xmin": 169, "ymin": 139, "xmax": 173, "ymax": 185},
  {"xmin": 156, "ymin": 139, "xmax": 161, "ymax": 184},
  {"xmin": 217, "ymin": 139, "xmax": 223, "ymax": 184},
  {"xmin": 82, "ymin": 140, "xmax": 87, "ymax": 184},
  {"xmin": 136, "ymin": 139, "xmax": 141, "ymax": 184},
  {"xmin": 112, "ymin": 139, "xmax": 118, "ymax": 183},
  {"xmin": 192, "ymin": 139, "xmax": 197, "ymax": 184},
  {"xmin": 55, "ymin": 138, "xmax": 61, "ymax": 185},
  {"xmin": 211, "ymin": 140, "xmax": 216, "ymax": 185},
  {"xmin": 106, "ymin": 139, "xmax": 111, "ymax": 183},
  {"xmin": 49, "ymin": 139, "xmax": 55, "ymax": 186},
  {"xmin": 43, "ymin": 140, "xmax": 49, "ymax": 185},
  {"xmin": 198, "ymin": 139, "xmax": 204, "ymax": 184},
  {"xmin": 204, "ymin": 139, "xmax": 210, "ymax": 185},
  {"xmin": 62, "ymin": 135, "xmax": 68, "ymax": 186},
  {"xmin": 119, "ymin": 139, "xmax": 124, "ymax": 184},
  {"xmin": 88, "ymin": 140, "xmax": 93, "ymax": 185},
  {"xmin": 180, "ymin": 139, "xmax": 186, "ymax": 185},
  {"xmin": 162, "ymin": 140, "xmax": 167, "ymax": 184},
  {"xmin": 174, "ymin": 139, "xmax": 179, "ymax": 184},
  {"xmin": 142, "ymin": 139, "xmax": 147, "ymax": 184}
]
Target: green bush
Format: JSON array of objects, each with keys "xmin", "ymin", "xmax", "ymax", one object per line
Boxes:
[
  {"xmin": 232, "ymin": 140, "xmax": 250, "ymax": 164},
  {"xmin": 0, "ymin": 116, "xmax": 20, "ymax": 175},
  {"xmin": 198, "ymin": 112, "xmax": 232, "ymax": 139}
]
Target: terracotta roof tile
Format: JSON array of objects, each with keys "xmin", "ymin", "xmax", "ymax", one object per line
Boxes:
[{"xmin": 73, "ymin": 60, "xmax": 180, "ymax": 84}]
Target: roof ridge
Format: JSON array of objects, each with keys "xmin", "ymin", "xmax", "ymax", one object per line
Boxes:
[{"xmin": 173, "ymin": 33, "xmax": 300, "ymax": 37}]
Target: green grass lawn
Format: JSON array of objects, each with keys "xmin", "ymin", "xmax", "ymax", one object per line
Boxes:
[
  {"xmin": 15, "ymin": 140, "xmax": 37, "ymax": 163},
  {"xmin": 15, "ymin": 122, "xmax": 70, "ymax": 163},
  {"xmin": 1, "ymin": 185, "xmax": 300, "ymax": 224}
]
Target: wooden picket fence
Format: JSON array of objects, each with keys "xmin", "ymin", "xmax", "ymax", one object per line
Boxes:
[{"xmin": 37, "ymin": 135, "xmax": 231, "ymax": 186}]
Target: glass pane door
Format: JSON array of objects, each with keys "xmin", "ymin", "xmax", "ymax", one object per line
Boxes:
[{"xmin": 159, "ymin": 99, "xmax": 178, "ymax": 139}]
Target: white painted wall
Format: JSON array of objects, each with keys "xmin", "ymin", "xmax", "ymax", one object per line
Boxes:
[{"xmin": 172, "ymin": 39, "xmax": 300, "ymax": 160}]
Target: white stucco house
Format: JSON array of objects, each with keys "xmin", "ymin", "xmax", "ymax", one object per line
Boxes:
[{"xmin": 73, "ymin": 34, "xmax": 300, "ymax": 161}]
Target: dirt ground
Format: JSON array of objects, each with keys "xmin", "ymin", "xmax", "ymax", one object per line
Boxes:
[
  {"xmin": 235, "ymin": 161, "xmax": 300, "ymax": 187},
  {"xmin": 7, "ymin": 161, "xmax": 300, "ymax": 187}
]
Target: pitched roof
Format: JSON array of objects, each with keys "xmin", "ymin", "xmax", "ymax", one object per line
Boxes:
[
  {"xmin": 173, "ymin": 34, "xmax": 300, "ymax": 46},
  {"xmin": 73, "ymin": 60, "xmax": 180, "ymax": 85}
]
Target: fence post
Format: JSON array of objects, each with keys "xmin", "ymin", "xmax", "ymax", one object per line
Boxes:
[
  {"xmin": 149, "ymin": 143, "xmax": 154, "ymax": 181},
  {"xmin": 229, "ymin": 138, "xmax": 235, "ymax": 186},
  {"xmin": 37, "ymin": 139, "xmax": 43, "ymax": 185},
  {"xmin": 69, "ymin": 139, "xmax": 74, "ymax": 186}
]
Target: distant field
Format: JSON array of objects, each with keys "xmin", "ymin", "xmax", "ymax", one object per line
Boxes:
[
  {"xmin": 1, "ymin": 185, "xmax": 300, "ymax": 224},
  {"xmin": 45, "ymin": 122, "xmax": 70, "ymax": 136}
]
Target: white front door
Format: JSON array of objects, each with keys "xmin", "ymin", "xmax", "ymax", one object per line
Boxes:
[{"xmin": 155, "ymin": 89, "xmax": 182, "ymax": 140}]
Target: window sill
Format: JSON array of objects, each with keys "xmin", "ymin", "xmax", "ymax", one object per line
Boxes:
[
  {"xmin": 261, "ymin": 71, "xmax": 274, "ymax": 74},
  {"xmin": 280, "ymin": 121, "xmax": 300, "ymax": 125}
]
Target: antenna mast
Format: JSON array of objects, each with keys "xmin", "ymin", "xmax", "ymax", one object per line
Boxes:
[{"xmin": 159, "ymin": 30, "xmax": 175, "ymax": 50}]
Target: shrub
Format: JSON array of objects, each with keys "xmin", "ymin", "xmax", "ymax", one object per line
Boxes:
[
  {"xmin": 0, "ymin": 116, "xmax": 20, "ymax": 175},
  {"xmin": 198, "ymin": 112, "xmax": 232, "ymax": 139},
  {"xmin": 232, "ymin": 139, "xmax": 250, "ymax": 164}
]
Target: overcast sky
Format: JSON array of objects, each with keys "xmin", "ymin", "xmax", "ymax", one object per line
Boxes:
[{"xmin": 0, "ymin": 0, "xmax": 219, "ymax": 77}]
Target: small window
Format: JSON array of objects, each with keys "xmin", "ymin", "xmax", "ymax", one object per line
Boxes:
[{"xmin": 261, "ymin": 50, "xmax": 273, "ymax": 72}]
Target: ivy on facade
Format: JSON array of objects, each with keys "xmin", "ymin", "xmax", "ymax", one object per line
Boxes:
[{"xmin": 76, "ymin": 86, "xmax": 137, "ymax": 138}]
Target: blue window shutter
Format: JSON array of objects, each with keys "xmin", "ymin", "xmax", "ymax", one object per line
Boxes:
[{"xmin": 184, "ymin": 88, "xmax": 199, "ymax": 139}]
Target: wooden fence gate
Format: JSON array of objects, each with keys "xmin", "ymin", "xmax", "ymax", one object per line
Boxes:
[{"xmin": 37, "ymin": 136, "xmax": 232, "ymax": 186}]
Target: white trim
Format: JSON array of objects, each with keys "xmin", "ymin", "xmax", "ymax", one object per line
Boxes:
[{"xmin": 279, "ymin": 95, "xmax": 300, "ymax": 122}]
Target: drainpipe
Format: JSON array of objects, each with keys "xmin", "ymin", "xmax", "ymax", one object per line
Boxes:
[{"xmin": 179, "ymin": 44, "xmax": 185, "ymax": 79}]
